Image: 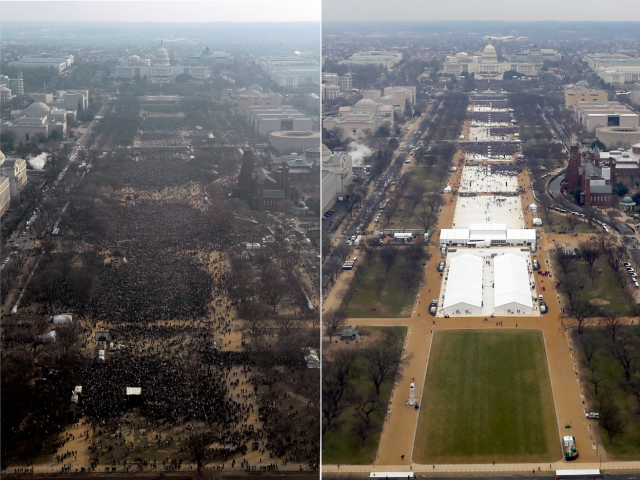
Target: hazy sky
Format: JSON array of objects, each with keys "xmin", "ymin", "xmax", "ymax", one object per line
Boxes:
[
  {"xmin": 323, "ymin": 0, "xmax": 640, "ymax": 22},
  {"xmin": 2, "ymin": 0, "xmax": 320, "ymax": 23}
]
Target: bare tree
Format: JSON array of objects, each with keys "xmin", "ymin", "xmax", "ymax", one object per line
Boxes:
[
  {"xmin": 323, "ymin": 309, "xmax": 346, "ymax": 344},
  {"xmin": 334, "ymin": 243, "xmax": 351, "ymax": 264},
  {"xmin": 186, "ymin": 431, "xmax": 215, "ymax": 469},
  {"xmin": 380, "ymin": 245, "xmax": 399, "ymax": 277},
  {"xmin": 322, "ymin": 349, "xmax": 357, "ymax": 433},
  {"xmin": 339, "ymin": 278, "xmax": 358, "ymax": 312},
  {"xmin": 362, "ymin": 331, "xmax": 412, "ymax": 395},
  {"xmin": 609, "ymin": 330, "xmax": 640, "ymax": 381},
  {"xmin": 398, "ymin": 263, "xmax": 423, "ymax": 304},
  {"xmin": 601, "ymin": 313, "xmax": 623, "ymax": 342},
  {"xmin": 578, "ymin": 330, "xmax": 602, "ymax": 372},
  {"xmin": 558, "ymin": 272, "xmax": 585, "ymax": 309},
  {"xmin": 568, "ymin": 299, "xmax": 598, "ymax": 334},
  {"xmin": 554, "ymin": 248, "xmax": 578, "ymax": 276},
  {"xmin": 566, "ymin": 213, "xmax": 580, "ymax": 233},
  {"xmin": 600, "ymin": 401, "xmax": 624, "ymax": 445},
  {"xmin": 579, "ymin": 240, "xmax": 601, "ymax": 282}
]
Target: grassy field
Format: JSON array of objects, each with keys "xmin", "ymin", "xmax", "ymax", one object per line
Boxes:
[
  {"xmin": 323, "ymin": 326, "xmax": 408, "ymax": 464},
  {"xmin": 553, "ymin": 256, "xmax": 636, "ymax": 316},
  {"xmin": 413, "ymin": 330, "xmax": 560, "ymax": 464},
  {"xmin": 344, "ymin": 254, "xmax": 417, "ymax": 318},
  {"xmin": 542, "ymin": 211, "xmax": 598, "ymax": 234},
  {"xmin": 575, "ymin": 327, "xmax": 640, "ymax": 459}
]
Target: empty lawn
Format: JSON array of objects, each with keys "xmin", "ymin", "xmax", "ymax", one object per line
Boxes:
[{"xmin": 413, "ymin": 329, "xmax": 560, "ymax": 464}]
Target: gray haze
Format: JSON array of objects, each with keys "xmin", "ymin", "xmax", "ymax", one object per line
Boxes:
[
  {"xmin": 2, "ymin": 0, "xmax": 320, "ymax": 22},
  {"xmin": 322, "ymin": 0, "xmax": 640, "ymax": 22}
]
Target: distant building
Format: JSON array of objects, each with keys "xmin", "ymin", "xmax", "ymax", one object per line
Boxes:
[
  {"xmin": 322, "ymin": 73, "xmax": 353, "ymax": 91},
  {"xmin": 0, "ymin": 74, "xmax": 24, "ymax": 96},
  {"xmin": 323, "ymin": 98, "xmax": 394, "ymax": 139},
  {"xmin": 322, "ymin": 83, "xmax": 341, "ymax": 101},
  {"xmin": 181, "ymin": 46, "xmax": 234, "ymax": 66},
  {"xmin": 363, "ymin": 86, "xmax": 416, "ymax": 115},
  {"xmin": 564, "ymin": 86, "xmax": 608, "ymax": 109},
  {"xmin": 237, "ymin": 86, "xmax": 281, "ymax": 115},
  {"xmin": 270, "ymin": 147, "xmax": 318, "ymax": 180},
  {"xmin": 246, "ymin": 105, "xmax": 312, "ymax": 137},
  {"xmin": 0, "ymin": 86, "xmax": 11, "ymax": 104},
  {"xmin": 322, "ymin": 144, "xmax": 352, "ymax": 211},
  {"xmin": 268, "ymin": 130, "xmax": 321, "ymax": 155},
  {"xmin": 2, "ymin": 101, "xmax": 67, "ymax": 143},
  {"xmin": 509, "ymin": 46, "xmax": 561, "ymax": 65},
  {"xmin": 0, "ymin": 150, "xmax": 27, "ymax": 207},
  {"xmin": 255, "ymin": 55, "xmax": 320, "ymax": 89},
  {"xmin": 596, "ymin": 126, "xmax": 640, "ymax": 150},
  {"xmin": 116, "ymin": 40, "xmax": 209, "ymax": 83},
  {"xmin": 574, "ymin": 101, "xmax": 639, "ymax": 131},
  {"xmin": 584, "ymin": 53, "xmax": 640, "ymax": 86},
  {"xmin": 340, "ymin": 51, "xmax": 403, "ymax": 69},
  {"xmin": 10, "ymin": 54, "xmax": 74, "ymax": 73},
  {"xmin": 564, "ymin": 145, "xmax": 614, "ymax": 207},
  {"xmin": 34, "ymin": 89, "xmax": 89, "ymax": 111},
  {"xmin": 236, "ymin": 150, "xmax": 291, "ymax": 211},
  {"xmin": 444, "ymin": 39, "xmax": 538, "ymax": 79}
]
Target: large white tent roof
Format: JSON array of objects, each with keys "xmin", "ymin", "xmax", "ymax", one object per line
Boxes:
[
  {"xmin": 494, "ymin": 253, "xmax": 533, "ymax": 309},
  {"xmin": 443, "ymin": 254, "xmax": 483, "ymax": 309}
]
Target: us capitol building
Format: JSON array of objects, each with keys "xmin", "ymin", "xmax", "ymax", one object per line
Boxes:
[
  {"xmin": 443, "ymin": 39, "xmax": 538, "ymax": 79},
  {"xmin": 116, "ymin": 40, "xmax": 214, "ymax": 83}
]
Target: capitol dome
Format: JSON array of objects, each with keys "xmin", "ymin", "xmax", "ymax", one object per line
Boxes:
[
  {"xmin": 153, "ymin": 40, "xmax": 171, "ymax": 67},
  {"xmin": 481, "ymin": 39, "xmax": 498, "ymax": 63},
  {"xmin": 354, "ymin": 98, "xmax": 377, "ymax": 110},
  {"xmin": 26, "ymin": 101, "xmax": 51, "ymax": 114},
  {"xmin": 247, "ymin": 84, "xmax": 263, "ymax": 93}
]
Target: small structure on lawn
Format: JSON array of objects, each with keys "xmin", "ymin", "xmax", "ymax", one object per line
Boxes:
[
  {"xmin": 532, "ymin": 217, "xmax": 542, "ymax": 227},
  {"xmin": 620, "ymin": 195, "xmax": 636, "ymax": 212},
  {"xmin": 340, "ymin": 326, "xmax": 359, "ymax": 341}
]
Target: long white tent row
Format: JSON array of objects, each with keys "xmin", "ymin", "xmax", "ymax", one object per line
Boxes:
[
  {"xmin": 439, "ymin": 223, "xmax": 536, "ymax": 249},
  {"xmin": 442, "ymin": 254, "xmax": 484, "ymax": 316},
  {"xmin": 494, "ymin": 253, "xmax": 534, "ymax": 315}
]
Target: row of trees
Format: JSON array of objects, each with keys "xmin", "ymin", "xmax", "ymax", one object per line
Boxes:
[{"xmin": 322, "ymin": 329, "xmax": 410, "ymax": 448}]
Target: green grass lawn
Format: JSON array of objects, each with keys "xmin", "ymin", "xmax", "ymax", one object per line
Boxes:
[
  {"xmin": 542, "ymin": 211, "xmax": 598, "ymax": 234},
  {"xmin": 412, "ymin": 165, "xmax": 448, "ymax": 192},
  {"xmin": 574, "ymin": 327, "xmax": 640, "ymax": 459},
  {"xmin": 413, "ymin": 330, "xmax": 560, "ymax": 464},
  {"xmin": 554, "ymin": 256, "xmax": 636, "ymax": 316},
  {"xmin": 323, "ymin": 326, "xmax": 408, "ymax": 464},
  {"xmin": 344, "ymin": 255, "xmax": 417, "ymax": 318}
]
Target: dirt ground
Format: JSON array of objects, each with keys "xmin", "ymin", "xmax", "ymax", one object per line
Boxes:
[{"xmin": 323, "ymin": 148, "xmax": 616, "ymax": 470}]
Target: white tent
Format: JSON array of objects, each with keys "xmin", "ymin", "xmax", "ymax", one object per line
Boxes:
[
  {"xmin": 126, "ymin": 387, "xmax": 142, "ymax": 396},
  {"xmin": 443, "ymin": 254, "xmax": 483, "ymax": 316},
  {"xmin": 528, "ymin": 203, "xmax": 538, "ymax": 211},
  {"xmin": 494, "ymin": 254, "xmax": 533, "ymax": 315},
  {"xmin": 443, "ymin": 185, "xmax": 452, "ymax": 193},
  {"xmin": 532, "ymin": 218, "xmax": 543, "ymax": 226},
  {"xmin": 38, "ymin": 330, "xmax": 56, "ymax": 343}
]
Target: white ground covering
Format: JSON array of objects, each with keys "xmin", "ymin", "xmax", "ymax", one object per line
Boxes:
[
  {"xmin": 469, "ymin": 124, "xmax": 513, "ymax": 142},
  {"xmin": 460, "ymin": 165, "xmax": 519, "ymax": 193},
  {"xmin": 453, "ymin": 195, "xmax": 525, "ymax": 229},
  {"xmin": 436, "ymin": 247, "xmax": 539, "ymax": 317}
]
